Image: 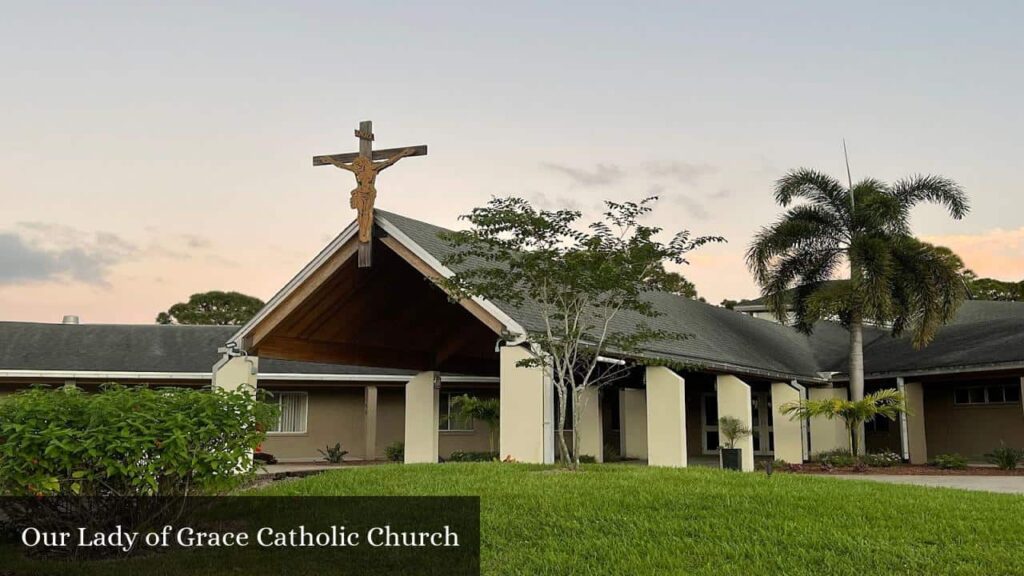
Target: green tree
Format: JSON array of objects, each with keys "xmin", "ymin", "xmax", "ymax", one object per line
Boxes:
[
  {"xmin": 964, "ymin": 271, "xmax": 1024, "ymax": 301},
  {"xmin": 719, "ymin": 299, "xmax": 739, "ymax": 310},
  {"xmin": 652, "ymin": 268, "xmax": 701, "ymax": 299},
  {"xmin": 156, "ymin": 291, "xmax": 265, "ymax": 325},
  {"xmin": 451, "ymin": 394, "xmax": 501, "ymax": 452},
  {"xmin": 441, "ymin": 196, "xmax": 722, "ymax": 468},
  {"xmin": 746, "ymin": 169, "xmax": 968, "ymax": 453},
  {"xmin": 780, "ymin": 389, "xmax": 907, "ymax": 458}
]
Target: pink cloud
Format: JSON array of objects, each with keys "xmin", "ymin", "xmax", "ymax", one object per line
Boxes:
[{"xmin": 924, "ymin": 228, "xmax": 1024, "ymax": 281}]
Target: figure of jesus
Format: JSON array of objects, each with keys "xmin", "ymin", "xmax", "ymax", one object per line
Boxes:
[{"xmin": 331, "ymin": 148, "xmax": 417, "ymax": 242}]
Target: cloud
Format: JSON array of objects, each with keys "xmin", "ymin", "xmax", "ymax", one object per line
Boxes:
[
  {"xmin": 0, "ymin": 230, "xmax": 135, "ymax": 286},
  {"xmin": 646, "ymin": 161, "xmax": 717, "ymax": 184},
  {"xmin": 672, "ymin": 195, "xmax": 710, "ymax": 220},
  {"xmin": 541, "ymin": 162, "xmax": 624, "ymax": 187},
  {"xmin": 710, "ymin": 188, "xmax": 732, "ymax": 200},
  {"xmin": 923, "ymin": 228, "xmax": 1024, "ymax": 280},
  {"xmin": 528, "ymin": 191, "xmax": 582, "ymax": 211}
]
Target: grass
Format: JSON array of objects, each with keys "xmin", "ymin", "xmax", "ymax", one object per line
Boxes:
[
  {"xmin": 253, "ymin": 463, "xmax": 1024, "ymax": 575},
  {"xmin": 4, "ymin": 463, "xmax": 1023, "ymax": 574}
]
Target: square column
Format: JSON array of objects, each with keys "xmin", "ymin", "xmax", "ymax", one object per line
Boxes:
[
  {"xmin": 620, "ymin": 389, "xmax": 648, "ymax": 459},
  {"xmin": 212, "ymin": 355, "xmax": 258, "ymax": 392},
  {"xmin": 808, "ymin": 387, "xmax": 848, "ymax": 455},
  {"xmin": 499, "ymin": 345, "xmax": 553, "ymax": 464},
  {"xmin": 771, "ymin": 382, "xmax": 803, "ymax": 464},
  {"xmin": 578, "ymin": 387, "xmax": 603, "ymax": 462},
  {"xmin": 645, "ymin": 366, "xmax": 686, "ymax": 467},
  {"xmin": 364, "ymin": 385, "xmax": 378, "ymax": 461},
  {"xmin": 903, "ymin": 380, "xmax": 928, "ymax": 464},
  {"xmin": 717, "ymin": 375, "xmax": 754, "ymax": 471},
  {"xmin": 404, "ymin": 371, "xmax": 439, "ymax": 464}
]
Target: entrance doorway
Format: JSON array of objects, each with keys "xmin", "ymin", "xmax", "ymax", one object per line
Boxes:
[{"xmin": 700, "ymin": 390, "xmax": 774, "ymax": 456}]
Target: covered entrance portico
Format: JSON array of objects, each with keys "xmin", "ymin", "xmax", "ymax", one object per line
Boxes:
[
  {"xmin": 578, "ymin": 367, "xmax": 810, "ymax": 470},
  {"xmin": 215, "ymin": 216, "xmax": 532, "ymax": 463}
]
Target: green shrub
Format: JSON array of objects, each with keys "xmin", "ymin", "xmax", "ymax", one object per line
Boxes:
[
  {"xmin": 864, "ymin": 450, "xmax": 902, "ymax": 468},
  {"xmin": 385, "ymin": 441, "xmax": 405, "ymax": 462},
  {"xmin": 813, "ymin": 449, "xmax": 855, "ymax": 468},
  {"xmin": 318, "ymin": 442, "xmax": 349, "ymax": 464},
  {"xmin": 0, "ymin": 384, "xmax": 276, "ymax": 496},
  {"xmin": 578, "ymin": 455, "xmax": 598, "ymax": 464},
  {"xmin": 985, "ymin": 443, "xmax": 1023, "ymax": 470},
  {"xmin": 447, "ymin": 451, "xmax": 499, "ymax": 462},
  {"xmin": 930, "ymin": 453, "xmax": 968, "ymax": 470}
]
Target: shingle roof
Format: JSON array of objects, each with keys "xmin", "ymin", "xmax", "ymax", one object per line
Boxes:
[
  {"xmin": 842, "ymin": 301, "xmax": 1024, "ymax": 377},
  {"xmin": 377, "ymin": 209, "xmax": 1024, "ymax": 381},
  {"xmin": 380, "ymin": 210, "xmax": 841, "ymax": 381},
  {"xmin": 0, "ymin": 322, "xmax": 415, "ymax": 377}
]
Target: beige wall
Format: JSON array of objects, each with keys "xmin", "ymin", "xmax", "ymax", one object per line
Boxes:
[
  {"xmin": 376, "ymin": 387, "xmax": 406, "ymax": 458},
  {"xmin": 259, "ymin": 382, "xmax": 498, "ymax": 463},
  {"xmin": 499, "ymin": 345, "xmax": 549, "ymax": 463},
  {"xmin": 646, "ymin": 366, "xmax": 687, "ymax": 467},
  {"xmin": 808, "ymin": 387, "xmax": 848, "ymax": 456},
  {"xmin": 404, "ymin": 371, "xmax": 439, "ymax": 463},
  {"xmin": 924, "ymin": 379, "xmax": 1024, "ymax": 461},
  {"xmin": 212, "ymin": 355, "xmax": 258, "ymax": 392},
  {"xmin": 261, "ymin": 387, "xmax": 365, "ymax": 462},
  {"xmin": 578, "ymin": 386, "xmax": 603, "ymax": 462},
  {"xmin": 620, "ymin": 388, "xmax": 648, "ymax": 459},
  {"xmin": 716, "ymin": 374, "xmax": 754, "ymax": 471},
  {"xmin": 771, "ymin": 382, "xmax": 803, "ymax": 463}
]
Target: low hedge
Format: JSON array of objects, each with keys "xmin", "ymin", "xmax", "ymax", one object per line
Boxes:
[{"xmin": 0, "ymin": 384, "xmax": 277, "ymax": 496}]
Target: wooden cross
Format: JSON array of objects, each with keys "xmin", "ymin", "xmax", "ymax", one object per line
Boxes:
[{"xmin": 313, "ymin": 120, "xmax": 427, "ymax": 267}]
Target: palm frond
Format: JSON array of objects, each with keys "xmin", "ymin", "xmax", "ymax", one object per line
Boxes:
[
  {"xmin": 888, "ymin": 238, "xmax": 968, "ymax": 347},
  {"xmin": 891, "ymin": 174, "xmax": 969, "ymax": 219},
  {"xmin": 774, "ymin": 169, "xmax": 850, "ymax": 217}
]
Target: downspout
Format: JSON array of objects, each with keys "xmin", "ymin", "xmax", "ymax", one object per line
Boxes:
[
  {"xmin": 896, "ymin": 377, "xmax": 910, "ymax": 461},
  {"xmin": 787, "ymin": 379, "xmax": 809, "ymax": 462}
]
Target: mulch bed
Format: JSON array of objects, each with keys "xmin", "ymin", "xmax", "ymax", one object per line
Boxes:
[{"xmin": 789, "ymin": 464, "xmax": 1024, "ymax": 476}]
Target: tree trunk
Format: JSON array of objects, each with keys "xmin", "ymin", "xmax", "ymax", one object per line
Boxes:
[
  {"xmin": 571, "ymin": 386, "xmax": 583, "ymax": 470},
  {"xmin": 849, "ymin": 320, "xmax": 866, "ymax": 455},
  {"xmin": 555, "ymin": 383, "xmax": 570, "ymax": 466}
]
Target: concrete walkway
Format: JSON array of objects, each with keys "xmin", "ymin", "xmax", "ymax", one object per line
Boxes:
[{"xmin": 832, "ymin": 474, "xmax": 1024, "ymax": 494}]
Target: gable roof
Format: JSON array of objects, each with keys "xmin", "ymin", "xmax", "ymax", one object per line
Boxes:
[
  {"xmin": 377, "ymin": 209, "xmax": 1024, "ymax": 382},
  {"xmin": 378, "ymin": 209, "xmax": 837, "ymax": 382}
]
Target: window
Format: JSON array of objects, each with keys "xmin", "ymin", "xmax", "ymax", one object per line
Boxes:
[
  {"xmin": 438, "ymin": 393, "xmax": 474, "ymax": 432},
  {"xmin": 865, "ymin": 416, "xmax": 890, "ymax": 433},
  {"xmin": 268, "ymin": 391, "xmax": 307, "ymax": 434},
  {"xmin": 954, "ymin": 384, "xmax": 1022, "ymax": 406}
]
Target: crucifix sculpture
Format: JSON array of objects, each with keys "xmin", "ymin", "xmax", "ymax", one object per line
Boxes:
[{"xmin": 313, "ymin": 120, "xmax": 427, "ymax": 267}]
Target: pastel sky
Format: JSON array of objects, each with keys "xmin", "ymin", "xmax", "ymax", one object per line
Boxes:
[{"xmin": 2, "ymin": 2, "xmax": 1022, "ymax": 324}]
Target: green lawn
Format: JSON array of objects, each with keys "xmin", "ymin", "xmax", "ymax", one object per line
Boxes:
[{"xmin": 255, "ymin": 463, "xmax": 1024, "ymax": 575}]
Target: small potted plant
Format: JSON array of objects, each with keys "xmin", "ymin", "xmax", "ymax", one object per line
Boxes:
[{"xmin": 718, "ymin": 416, "xmax": 751, "ymax": 471}]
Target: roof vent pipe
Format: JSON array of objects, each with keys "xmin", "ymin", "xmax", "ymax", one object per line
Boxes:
[{"xmin": 62, "ymin": 315, "xmax": 80, "ymax": 325}]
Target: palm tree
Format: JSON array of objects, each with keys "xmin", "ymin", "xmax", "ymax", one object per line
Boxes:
[
  {"xmin": 780, "ymin": 389, "xmax": 907, "ymax": 457},
  {"xmin": 451, "ymin": 394, "xmax": 501, "ymax": 452},
  {"xmin": 747, "ymin": 169, "xmax": 969, "ymax": 453}
]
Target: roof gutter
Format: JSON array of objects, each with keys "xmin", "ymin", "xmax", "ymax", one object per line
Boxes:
[
  {"xmin": 0, "ymin": 369, "xmax": 498, "ymax": 384},
  {"xmin": 830, "ymin": 361, "xmax": 1024, "ymax": 381}
]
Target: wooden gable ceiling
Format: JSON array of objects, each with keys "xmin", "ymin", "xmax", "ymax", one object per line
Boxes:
[{"xmin": 247, "ymin": 236, "xmax": 501, "ymax": 375}]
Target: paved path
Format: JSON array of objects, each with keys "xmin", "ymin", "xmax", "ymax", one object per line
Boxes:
[{"xmin": 832, "ymin": 474, "xmax": 1024, "ymax": 494}]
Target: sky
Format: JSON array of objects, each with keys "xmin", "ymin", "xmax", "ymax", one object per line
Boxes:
[{"xmin": 1, "ymin": 1, "xmax": 1022, "ymax": 324}]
